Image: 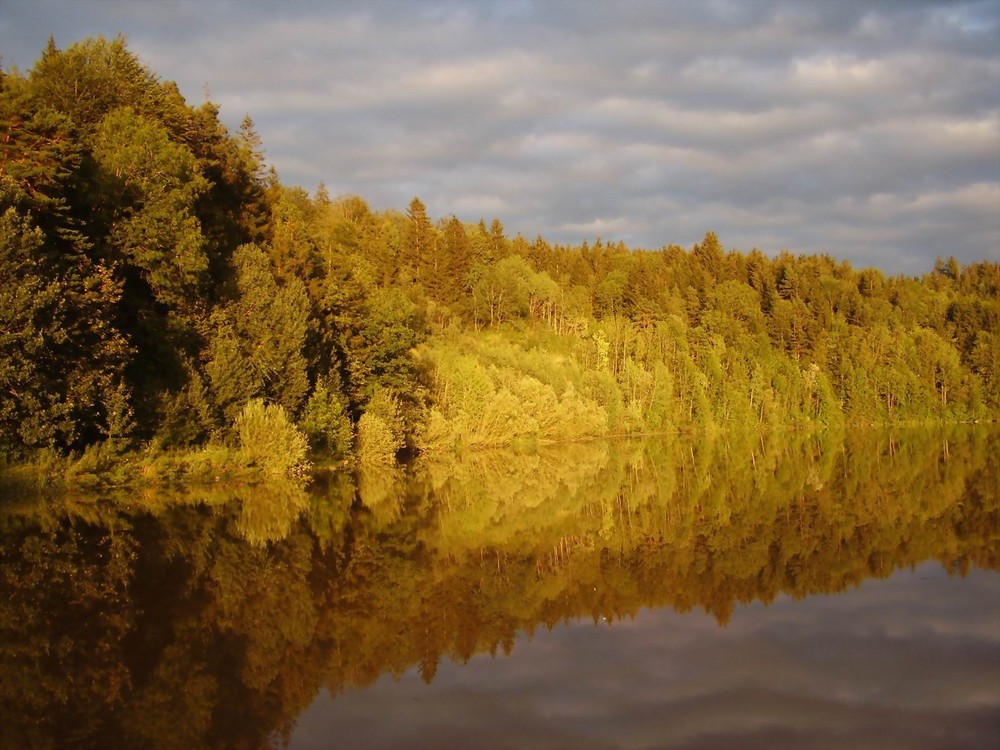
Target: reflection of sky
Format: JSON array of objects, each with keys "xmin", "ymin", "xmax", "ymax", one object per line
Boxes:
[{"xmin": 288, "ymin": 562, "xmax": 1000, "ymax": 750}]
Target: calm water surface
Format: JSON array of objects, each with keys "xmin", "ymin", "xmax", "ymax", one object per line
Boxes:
[
  {"xmin": 291, "ymin": 563, "xmax": 999, "ymax": 750},
  {"xmin": 1, "ymin": 427, "xmax": 998, "ymax": 749}
]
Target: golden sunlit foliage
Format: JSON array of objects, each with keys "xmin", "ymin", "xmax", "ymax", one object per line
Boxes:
[{"xmin": 1, "ymin": 37, "xmax": 997, "ymax": 475}]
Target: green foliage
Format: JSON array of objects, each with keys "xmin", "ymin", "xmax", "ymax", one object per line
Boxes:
[
  {"xmin": 27, "ymin": 35, "xmax": 165, "ymax": 133},
  {"xmin": 206, "ymin": 243, "xmax": 310, "ymax": 421},
  {"xmin": 155, "ymin": 358, "xmax": 217, "ymax": 447},
  {"xmin": 268, "ymin": 186, "xmax": 317, "ymax": 283},
  {"xmin": 63, "ymin": 441, "xmax": 132, "ymax": 489},
  {"xmin": 0, "ymin": 200, "xmax": 129, "ymax": 453},
  {"xmin": 300, "ymin": 373, "xmax": 353, "ymax": 460},
  {"xmin": 234, "ymin": 399, "xmax": 310, "ymax": 478},
  {"xmin": 356, "ymin": 388, "xmax": 404, "ymax": 464},
  {"xmin": 91, "ymin": 106, "xmax": 209, "ymax": 310},
  {"xmin": 137, "ymin": 443, "xmax": 257, "ymax": 485},
  {"xmin": 1, "ymin": 35, "xmax": 996, "ymax": 473},
  {"xmin": 431, "ymin": 215, "xmax": 472, "ymax": 307},
  {"xmin": 471, "ymin": 254, "xmax": 559, "ymax": 328},
  {"xmin": 415, "ymin": 334, "xmax": 609, "ymax": 450},
  {"xmin": 0, "ymin": 72, "xmax": 83, "ymax": 229},
  {"xmin": 403, "ymin": 196, "xmax": 433, "ymax": 286}
]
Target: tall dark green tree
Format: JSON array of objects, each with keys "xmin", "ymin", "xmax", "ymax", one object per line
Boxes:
[
  {"xmin": 27, "ymin": 35, "xmax": 164, "ymax": 135},
  {"xmin": 429, "ymin": 215, "xmax": 471, "ymax": 308},
  {"xmin": 403, "ymin": 197, "xmax": 434, "ymax": 286},
  {"xmin": 0, "ymin": 199, "xmax": 129, "ymax": 453},
  {"xmin": 205, "ymin": 244, "xmax": 311, "ymax": 423}
]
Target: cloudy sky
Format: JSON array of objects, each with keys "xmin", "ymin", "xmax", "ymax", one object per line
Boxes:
[{"xmin": 2, "ymin": 0, "xmax": 998, "ymax": 274}]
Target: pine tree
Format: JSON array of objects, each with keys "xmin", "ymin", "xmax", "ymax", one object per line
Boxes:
[
  {"xmin": 403, "ymin": 197, "xmax": 433, "ymax": 285},
  {"xmin": 431, "ymin": 215, "xmax": 471, "ymax": 306},
  {"xmin": 28, "ymin": 35, "xmax": 164, "ymax": 134},
  {"xmin": 268, "ymin": 186, "xmax": 316, "ymax": 284},
  {"xmin": 205, "ymin": 243, "xmax": 310, "ymax": 423}
]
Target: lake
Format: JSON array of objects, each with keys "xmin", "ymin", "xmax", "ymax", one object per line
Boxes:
[{"xmin": 1, "ymin": 426, "xmax": 998, "ymax": 749}]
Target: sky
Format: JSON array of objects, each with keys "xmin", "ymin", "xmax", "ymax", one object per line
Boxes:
[{"xmin": 2, "ymin": 0, "xmax": 998, "ymax": 275}]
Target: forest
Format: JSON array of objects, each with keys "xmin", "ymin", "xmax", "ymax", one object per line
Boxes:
[{"xmin": 2, "ymin": 37, "xmax": 998, "ymax": 481}]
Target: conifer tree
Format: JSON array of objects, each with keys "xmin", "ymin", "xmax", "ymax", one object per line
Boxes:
[
  {"xmin": 403, "ymin": 196, "xmax": 433, "ymax": 285},
  {"xmin": 206, "ymin": 243, "xmax": 310, "ymax": 422}
]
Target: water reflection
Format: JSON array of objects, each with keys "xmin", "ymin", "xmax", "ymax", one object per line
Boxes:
[
  {"xmin": 293, "ymin": 563, "xmax": 1000, "ymax": 750},
  {"xmin": 0, "ymin": 426, "xmax": 997, "ymax": 749},
  {"xmin": 235, "ymin": 480, "xmax": 311, "ymax": 547}
]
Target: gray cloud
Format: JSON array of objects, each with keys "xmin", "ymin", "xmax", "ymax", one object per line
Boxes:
[{"xmin": 2, "ymin": 0, "xmax": 998, "ymax": 274}]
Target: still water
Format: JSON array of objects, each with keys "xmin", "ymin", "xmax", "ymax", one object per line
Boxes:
[{"xmin": 1, "ymin": 427, "xmax": 998, "ymax": 749}]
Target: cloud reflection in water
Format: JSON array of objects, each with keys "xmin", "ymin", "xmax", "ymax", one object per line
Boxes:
[{"xmin": 292, "ymin": 562, "xmax": 1000, "ymax": 750}]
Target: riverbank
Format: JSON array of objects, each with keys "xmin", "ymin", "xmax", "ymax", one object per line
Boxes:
[{"xmin": 2, "ymin": 418, "xmax": 993, "ymax": 500}]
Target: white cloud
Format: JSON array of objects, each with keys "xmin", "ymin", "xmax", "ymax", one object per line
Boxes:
[{"xmin": 557, "ymin": 217, "xmax": 634, "ymax": 237}]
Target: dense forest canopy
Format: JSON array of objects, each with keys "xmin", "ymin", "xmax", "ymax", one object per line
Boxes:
[{"xmin": 1, "ymin": 37, "xmax": 998, "ymax": 475}]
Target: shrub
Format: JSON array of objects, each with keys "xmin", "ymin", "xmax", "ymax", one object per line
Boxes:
[
  {"xmin": 64, "ymin": 442, "xmax": 130, "ymax": 489},
  {"xmin": 356, "ymin": 388, "xmax": 404, "ymax": 464},
  {"xmin": 234, "ymin": 399, "xmax": 310, "ymax": 478}
]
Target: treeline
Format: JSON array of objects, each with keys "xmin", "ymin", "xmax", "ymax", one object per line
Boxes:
[{"xmin": 2, "ymin": 37, "xmax": 998, "ymax": 472}]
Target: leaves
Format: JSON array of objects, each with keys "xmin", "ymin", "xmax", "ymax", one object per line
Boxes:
[
  {"xmin": 234, "ymin": 399, "xmax": 310, "ymax": 477},
  {"xmin": 206, "ymin": 244, "xmax": 310, "ymax": 422},
  {"xmin": 0, "ymin": 202, "xmax": 128, "ymax": 452},
  {"xmin": 1, "ymin": 34, "xmax": 997, "ymax": 463}
]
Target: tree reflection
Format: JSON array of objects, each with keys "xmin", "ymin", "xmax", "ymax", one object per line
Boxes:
[
  {"xmin": 234, "ymin": 480, "xmax": 310, "ymax": 548},
  {"xmin": 0, "ymin": 426, "xmax": 996, "ymax": 748}
]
